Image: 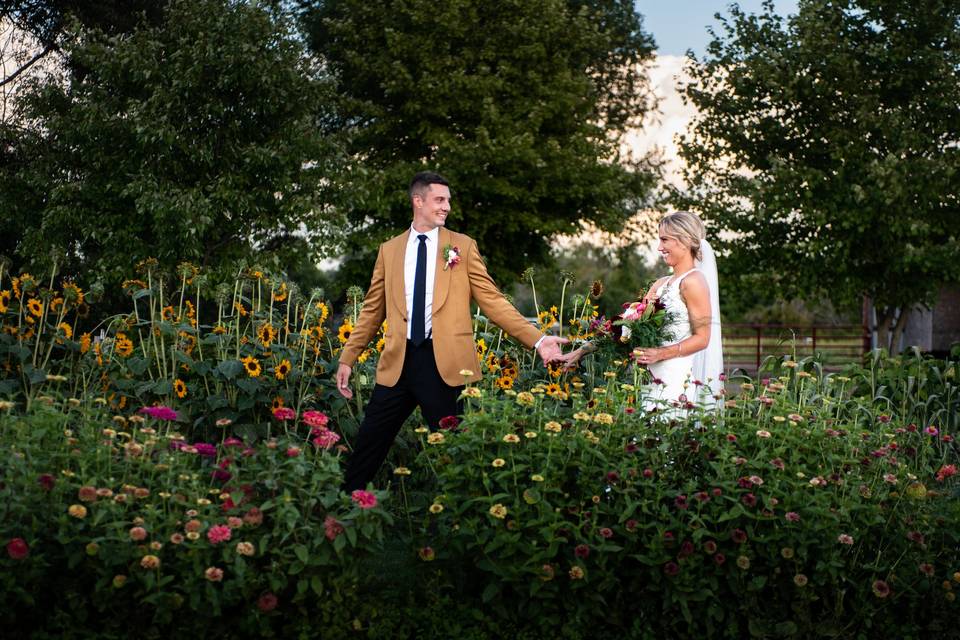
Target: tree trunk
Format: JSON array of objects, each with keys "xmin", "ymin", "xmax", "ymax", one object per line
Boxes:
[{"xmin": 873, "ymin": 304, "xmax": 911, "ymax": 354}]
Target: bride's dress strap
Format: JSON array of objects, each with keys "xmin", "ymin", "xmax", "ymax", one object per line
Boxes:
[{"xmin": 673, "ymin": 268, "xmax": 701, "ymax": 286}]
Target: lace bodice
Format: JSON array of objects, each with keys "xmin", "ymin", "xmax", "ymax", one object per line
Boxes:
[{"xmin": 653, "ymin": 269, "xmax": 700, "ymax": 343}]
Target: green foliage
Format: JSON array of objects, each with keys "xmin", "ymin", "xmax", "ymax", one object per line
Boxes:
[
  {"xmin": 299, "ymin": 0, "xmax": 660, "ymax": 285},
  {"xmin": 673, "ymin": 0, "xmax": 960, "ymax": 342},
  {"xmin": 0, "ymin": 0, "xmax": 343, "ymax": 295},
  {"xmin": 1, "ymin": 265, "xmax": 959, "ymax": 638}
]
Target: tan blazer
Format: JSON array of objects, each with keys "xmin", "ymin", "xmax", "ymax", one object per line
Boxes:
[{"xmin": 339, "ymin": 227, "xmax": 541, "ymax": 387}]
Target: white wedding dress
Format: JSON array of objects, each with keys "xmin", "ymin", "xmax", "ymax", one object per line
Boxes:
[
  {"xmin": 645, "ymin": 270, "xmax": 698, "ymax": 411},
  {"xmin": 644, "ymin": 240, "xmax": 724, "ymax": 413}
]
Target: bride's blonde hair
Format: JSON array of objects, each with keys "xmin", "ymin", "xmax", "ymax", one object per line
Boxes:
[{"xmin": 659, "ymin": 211, "xmax": 706, "ymax": 261}]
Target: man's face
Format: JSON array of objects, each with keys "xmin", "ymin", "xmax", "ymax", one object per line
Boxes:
[{"xmin": 412, "ymin": 184, "xmax": 451, "ymax": 231}]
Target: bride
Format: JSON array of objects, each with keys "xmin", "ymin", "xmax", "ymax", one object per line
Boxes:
[{"xmin": 562, "ymin": 211, "xmax": 724, "ymax": 410}]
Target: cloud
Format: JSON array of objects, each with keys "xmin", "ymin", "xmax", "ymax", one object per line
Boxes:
[{"xmin": 623, "ymin": 54, "xmax": 698, "ymax": 190}]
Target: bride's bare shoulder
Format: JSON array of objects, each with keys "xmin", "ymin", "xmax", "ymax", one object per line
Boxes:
[{"xmin": 679, "ymin": 271, "xmax": 709, "ymax": 295}]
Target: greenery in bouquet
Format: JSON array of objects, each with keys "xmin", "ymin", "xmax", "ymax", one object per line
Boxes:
[{"xmin": 585, "ymin": 298, "xmax": 675, "ymax": 362}]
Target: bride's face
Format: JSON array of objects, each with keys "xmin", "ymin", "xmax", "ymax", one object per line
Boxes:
[{"xmin": 657, "ymin": 232, "xmax": 687, "ymax": 267}]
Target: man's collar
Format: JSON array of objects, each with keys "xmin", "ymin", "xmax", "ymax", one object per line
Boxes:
[{"xmin": 409, "ymin": 226, "xmax": 440, "ymax": 242}]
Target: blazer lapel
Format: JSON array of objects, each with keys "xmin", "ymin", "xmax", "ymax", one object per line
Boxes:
[
  {"xmin": 389, "ymin": 233, "xmax": 407, "ymax": 317},
  {"xmin": 433, "ymin": 227, "xmax": 452, "ymax": 312}
]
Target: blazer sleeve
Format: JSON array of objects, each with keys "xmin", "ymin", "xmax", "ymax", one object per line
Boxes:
[
  {"xmin": 339, "ymin": 244, "xmax": 388, "ymax": 367},
  {"xmin": 466, "ymin": 239, "xmax": 542, "ymax": 349}
]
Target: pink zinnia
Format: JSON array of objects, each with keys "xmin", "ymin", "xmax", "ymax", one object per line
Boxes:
[
  {"xmin": 872, "ymin": 579, "xmax": 890, "ymax": 598},
  {"xmin": 924, "ymin": 425, "xmax": 938, "ymax": 436},
  {"xmin": 574, "ymin": 544, "xmax": 590, "ymax": 559},
  {"xmin": 731, "ymin": 529, "xmax": 748, "ymax": 544},
  {"xmin": 599, "ymin": 527, "xmax": 614, "ymax": 539},
  {"xmin": 272, "ymin": 407, "xmax": 296, "ymax": 421},
  {"xmin": 207, "ymin": 524, "xmax": 232, "ymax": 544},
  {"xmin": 139, "ymin": 406, "xmax": 178, "ymax": 421},
  {"xmin": 785, "ymin": 511, "xmax": 800, "ymax": 522},
  {"xmin": 311, "ymin": 429, "xmax": 341, "ymax": 450},
  {"xmin": 663, "ymin": 561, "xmax": 679, "ymax": 577},
  {"xmin": 837, "ymin": 533, "xmax": 854, "ymax": 545},
  {"xmin": 935, "ymin": 464, "xmax": 956, "ymax": 482},
  {"xmin": 351, "ymin": 489, "xmax": 377, "ymax": 509},
  {"xmin": 324, "ymin": 515, "xmax": 344, "ymax": 540},
  {"xmin": 302, "ymin": 410, "xmax": 329, "ymax": 428}
]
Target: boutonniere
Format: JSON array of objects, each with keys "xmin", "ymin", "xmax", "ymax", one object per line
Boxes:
[{"xmin": 442, "ymin": 244, "xmax": 461, "ymax": 271}]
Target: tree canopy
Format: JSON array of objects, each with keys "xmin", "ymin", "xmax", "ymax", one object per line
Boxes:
[
  {"xmin": 674, "ymin": 0, "xmax": 960, "ymax": 348},
  {"xmin": 0, "ymin": 0, "xmax": 343, "ymax": 291},
  {"xmin": 299, "ymin": 0, "xmax": 660, "ymax": 286}
]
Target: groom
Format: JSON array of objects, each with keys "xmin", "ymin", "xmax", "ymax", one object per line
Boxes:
[{"xmin": 337, "ymin": 171, "xmax": 567, "ymax": 491}]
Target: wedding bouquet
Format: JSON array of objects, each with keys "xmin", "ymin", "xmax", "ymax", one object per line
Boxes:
[{"xmin": 588, "ymin": 299, "xmax": 675, "ymax": 356}]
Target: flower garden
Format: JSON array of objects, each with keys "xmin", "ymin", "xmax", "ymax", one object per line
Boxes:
[{"xmin": 1, "ymin": 263, "xmax": 958, "ymax": 639}]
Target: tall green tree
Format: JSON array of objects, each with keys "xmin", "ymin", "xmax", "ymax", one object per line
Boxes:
[
  {"xmin": 1, "ymin": 0, "xmax": 343, "ymax": 290},
  {"xmin": 673, "ymin": 0, "xmax": 960, "ymax": 350},
  {"xmin": 299, "ymin": 0, "xmax": 659, "ymax": 286}
]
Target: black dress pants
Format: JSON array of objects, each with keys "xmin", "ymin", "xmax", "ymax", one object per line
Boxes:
[{"xmin": 342, "ymin": 339, "xmax": 463, "ymax": 492}]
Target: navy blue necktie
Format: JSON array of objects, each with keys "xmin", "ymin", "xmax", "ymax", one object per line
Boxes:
[{"xmin": 411, "ymin": 234, "xmax": 428, "ymax": 346}]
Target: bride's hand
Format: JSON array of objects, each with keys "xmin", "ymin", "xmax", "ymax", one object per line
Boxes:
[
  {"xmin": 556, "ymin": 347, "xmax": 586, "ymax": 371},
  {"xmin": 634, "ymin": 347, "xmax": 665, "ymax": 365}
]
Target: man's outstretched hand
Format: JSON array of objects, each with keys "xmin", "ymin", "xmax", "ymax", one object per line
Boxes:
[{"xmin": 536, "ymin": 335, "xmax": 570, "ymax": 364}]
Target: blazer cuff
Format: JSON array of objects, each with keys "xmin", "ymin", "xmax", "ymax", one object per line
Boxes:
[{"xmin": 533, "ymin": 335, "xmax": 545, "ymax": 350}]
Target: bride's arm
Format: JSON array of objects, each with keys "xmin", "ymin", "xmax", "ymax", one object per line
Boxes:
[{"xmin": 636, "ymin": 273, "xmax": 711, "ymax": 365}]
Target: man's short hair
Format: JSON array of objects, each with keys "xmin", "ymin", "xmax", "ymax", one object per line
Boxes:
[{"xmin": 409, "ymin": 171, "xmax": 450, "ymax": 201}]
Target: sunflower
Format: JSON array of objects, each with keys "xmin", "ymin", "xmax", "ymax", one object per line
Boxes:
[
  {"xmin": 62, "ymin": 282, "xmax": 85, "ymax": 307},
  {"xmin": 590, "ymin": 280, "xmax": 604, "ymax": 299},
  {"xmin": 271, "ymin": 396, "xmax": 284, "ymax": 410},
  {"xmin": 184, "ymin": 300, "xmax": 195, "ymax": 319},
  {"xmin": 174, "ymin": 379, "xmax": 187, "ymax": 399},
  {"xmin": 11, "ymin": 277, "xmax": 21, "ymax": 299},
  {"xmin": 357, "ymin": 348, "xmax": 372, "ymax": 363},
  {"xmin": 49, "ymin": 297, "xmax": 64, "ymax": 313},
  {"xmin": 376, "ymin": 337, "xmax": 385, "ymax": 352},
  {"xmin": 79, "ymin": 333, "xmax": 92, "ymax": 354},
  {"xmin": 121, "ymin": 279, "xmax": 148, "ymax": 295},
  {"xmin": 0, "ymin": 290, "xmax": 10, "ymax": 313},
  {"xmin": 94, "ymin": 342, "xmax": 103, "ymax": 366},
  {"xmin": 475, "ymin": 338, "xmax": 487, "ymax": 358},
  {"xmin": 26, "ymin": 298, "xmax": 43, "ymax": 318},
  {"xmin": 58, "ymin": 322, "xmax": 73, "ymax": 340},
  {"xmin": 495, "ymin": 376, "xmax": 514, "ymax": 390},
  {"xmin": 315, "ymin": 302, "xmax": 330, "ymax": 324},
  {"xmin": 241, "ymin": 356, "xmax": 261, "ymax": 377},
  {"xmin": 257, "ymin": 323, "xmax": 277, "ymax": 348},
  {"xmin": 272, "ymin": 282, "xmax": 288, "ymax": 302},
  {"xmin": 161, "ymin": 306, "xmax": 177, "ymax": 321},
  {"xmin": 310, "ymin": 325, "xmax": 325, "ymax": 341},
  {"xmin": 338, "ymin": 320, "xmax": 354, "ymax": 345},
  {"xmin": 485, "ymin": 351, "xmax": 500, "ymax": 372},
  {"xmin": 537, "ymin": 310, "xmax": 556, "ymax": 332},
  {"xmin": 547, "ymin": 362, "xmax": 563, "ymax": 379},
  {"xmin": 179, "ymin": 331, "xmax": 197, "ymax": 355},
  {"xmin": 234, "ymin": 302, "xmax": 248, "ymax": 317},
  {"xmin": 274, "ymin": 359, "xmax": 292, "ymax": 380},
  {"xmin": 379, "ymin": 320, "xmax": 388, "ymax": 335},
  {"xmin": 545, "ymin": 382, "xmax": 563, "ymax": 398},
  {"xmin": 114, "ymin": 333, "xmax": 134, "ymax": 358},
  {"xmin": 212, "ymin": 324, "xmax": 228, "ymax": 335}
]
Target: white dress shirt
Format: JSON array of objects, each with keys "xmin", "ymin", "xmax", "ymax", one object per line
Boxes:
[{"xmin": 404, "ymin": 226, "xmax": 439, "ymax": 340}]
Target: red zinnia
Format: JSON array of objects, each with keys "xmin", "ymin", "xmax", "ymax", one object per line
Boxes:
[
  {"xmin": 663, "ymin": 562, "xmax": 680, "ymax": 577},
  {"xmin": 257, "ymin": 592, "xmax": 279, "ymax": 612},
  {"xmin": 731, "ymin": 529, "xmax": 748, "ymax": 544},
  {"xmin": 6, "ymin": 538, "xmax": 29, "ymax": 560},
  {"xmin": 574, "ymin": 544, "xmax": 590, "ymax": 559},
  {"xmin": 438, "ymin": 415, "xmax": 460, "ymax": 430}
]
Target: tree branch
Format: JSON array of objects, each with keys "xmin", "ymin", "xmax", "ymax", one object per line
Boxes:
[{"xmin": 0, "ymin": 42, "xmax": 54, "ymax": 88}]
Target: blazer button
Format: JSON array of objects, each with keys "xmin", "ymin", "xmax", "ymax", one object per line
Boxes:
[{"xmin": 402, "ymin": 317, "xmax": 407, "ymax": 322}]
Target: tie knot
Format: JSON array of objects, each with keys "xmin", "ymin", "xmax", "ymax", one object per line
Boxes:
[{"xmin": 417, "ymin": 234, "xmax": 427, "ymax": 243}]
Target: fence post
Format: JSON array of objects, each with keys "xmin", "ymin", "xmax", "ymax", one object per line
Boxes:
[{"xmin": 755, "ymin": 325, "xmax": 762, "ymax": 372}]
